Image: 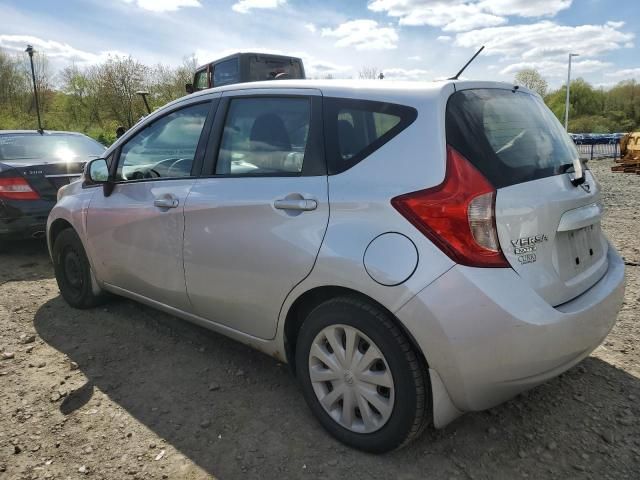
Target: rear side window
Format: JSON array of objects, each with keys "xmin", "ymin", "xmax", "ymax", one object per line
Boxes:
[
  {"xmin": 216, "ymin": 97, "xmax": 310, "ymax": 175},
  {"xmin": 446, "ymin": 89, "xmax": 579, "ymax": 189},
  {"xmin": 324, "ymin": 98, "xmax": 417, "ymax": 174}
]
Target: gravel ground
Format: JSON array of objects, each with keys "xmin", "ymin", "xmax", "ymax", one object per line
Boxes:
[{"xmin": 1, "ymin": 159, "xmax": 638, "ymax": 480}]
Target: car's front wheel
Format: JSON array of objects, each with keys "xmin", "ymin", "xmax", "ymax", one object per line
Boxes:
[
  {"xmin": 52, "ymin": 228, "xmax": 106, "ymax": 309},
  {"xmin": 296, "ymin": 295, "xmax": 431, "ymax": 453}
]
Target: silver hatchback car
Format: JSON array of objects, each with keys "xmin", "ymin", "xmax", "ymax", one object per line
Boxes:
[{"xmin": 47, "ymin": 80, "xmax": 625, "ymax": 453}]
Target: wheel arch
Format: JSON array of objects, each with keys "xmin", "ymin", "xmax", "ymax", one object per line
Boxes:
[
  {"xmin": 282, "ymin": 285, "xmax": 429, "ymax": 376},
  {"xmin": 48, "ymin": 218, "xmax": 75, "ymax": 252}
]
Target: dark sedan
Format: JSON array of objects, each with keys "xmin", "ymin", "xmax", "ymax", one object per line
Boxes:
[{"xmin": 0, "ymin": 131, "xmax": 105, "ymax": 247}]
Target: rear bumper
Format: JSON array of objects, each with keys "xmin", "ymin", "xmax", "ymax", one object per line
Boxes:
[
  {"xmin": 0, "ymin": 199, "xmax": 54, "ymax": 239},
  {"xmin": 396, "ymin": 245, "xmax": 625, "ymax": 417}
]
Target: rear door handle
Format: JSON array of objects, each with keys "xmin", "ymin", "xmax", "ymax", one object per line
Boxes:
[
  {"xmin": 153, "ymin": 195, "xmax": 179, "ymax": 209},
  {"xmin": 274, "ymin": 198, "xmax": 318, "ymax": 211}
]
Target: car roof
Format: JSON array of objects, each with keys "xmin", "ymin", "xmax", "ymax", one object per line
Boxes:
[
  {"xmin": 185, "ymin": 78, "xmax": 525, "ymax": 98},
  {"xmin": 0, "ymin": 130, "xmax": 91, "ymax": 136},
  {"xmin": 172, "ymin": 79, "xmax": 525, "ymax": 108}
]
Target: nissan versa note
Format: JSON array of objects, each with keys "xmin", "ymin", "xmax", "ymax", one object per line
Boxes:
[{"xmin": 47, "ymin": 80, "xmax": 625, "ymax": 453}]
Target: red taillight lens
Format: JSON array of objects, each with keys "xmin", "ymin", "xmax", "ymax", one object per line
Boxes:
[
  {"xmin": 391, "ymin": 146, "xmax": 508, "ymax": 268},
  {"xmin": 0, "ymin": 177, "xmax": 40, "ymax": 200}
]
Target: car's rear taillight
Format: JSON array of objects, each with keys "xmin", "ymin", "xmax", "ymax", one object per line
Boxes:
[
  {"xmin": 0, "ymin": 177, "xmax": 40, "ymax": 200},
  {"xmin": 391, "ymin": 146, "xmax": 508, "ymax": 268}
]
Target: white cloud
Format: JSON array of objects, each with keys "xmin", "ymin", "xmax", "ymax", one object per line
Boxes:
[
  {"xmin": 121, "ymin": 0, "xmax": 201, "ymax": 12},
  {"xmin": 368, "ymin": 0, "xmax": 572, "ymax": 32},
  {"xmin": 305, "ymin": 59, "xmax": 352, "ymax": 78},
  {"xmin": 455, "ymin": 21, "xmax": 634, "ymax": 60},
  {"xmin": 605, "ymin": 68, "xmax": 640, "ymax": 79},
  {"xmin": 500, "ymin": 59, "xmax": 612, "ymax": 77},
  {"xmin": 478, "ymin": 0, "xmax": 572, "ymax": 17},
  {"xmin": 382, "ymin": 67, "xmax": 430, "ymax": 81},
  {"xmin": 232, "ymin": 0, "xmax": 286, "ymax": 14},
  {"xmin": 408, "ymin": 55, "xmax": 422, "ymax": 60},
  {"xmin": 0, "ymin": 34, "xmax": 126, "ymax": 65},
  {"xmin": 304, "ymin": 23, "xmax": 317, "ymax": 33},
  {"xmin": 369, "ymin": 1, "xmax": 505, "ymax": 32},
  {"xmin": 321, "ymin": 20, "xmax": 398, "ymax": 50},
  {"xmin": 606, "ymin": 20, "xmax": 625, "ymax": 29},
  {"xmin": 437, "ymin": 35, "xmax": 452, "ymax": 42}
]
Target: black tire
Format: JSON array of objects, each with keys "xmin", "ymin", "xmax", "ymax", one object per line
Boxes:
[
  {"xmin": 52, "ymin": 228, "xmax": 106, "ymax": 309},
  {"xmin": 296, "ymin": 295, "xmax": 431, "ymax": 453}
]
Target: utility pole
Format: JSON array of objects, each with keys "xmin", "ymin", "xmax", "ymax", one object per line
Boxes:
[
  {"xmin": 25, "ymin": 45, "xmax": 43, "ymax": 134},
  {"xmin": 564, "ymin": 53, "xmax": 579, "ymax": 131}
]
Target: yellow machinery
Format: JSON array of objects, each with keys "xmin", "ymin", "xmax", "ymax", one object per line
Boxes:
[{"xmin": 612, "ymin": 132, "xmax": 640, "ymax": 173}]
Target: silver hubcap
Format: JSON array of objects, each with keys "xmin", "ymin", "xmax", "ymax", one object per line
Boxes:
[{"xmin": 308, "ymin": 324, "xmax": 395, "ymax": 433}]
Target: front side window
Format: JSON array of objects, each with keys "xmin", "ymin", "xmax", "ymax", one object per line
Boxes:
[
  {"xmin": 324, "ymin": 98, "xmax": 417, "ymax": 174},
  {"xmin": 116, "ymin": 102, "xmax": 210, "ymax": 181},
  {"xmin": 194, "ymin": 69, "xmax": 209, "ymax": 90},
  {"xmin": 216, "ymin": 97, "xmax": 310, "ymax": 175},
  {"xmin": 213, "ymin": 59, "xmax": 239, "ymax": 87}
]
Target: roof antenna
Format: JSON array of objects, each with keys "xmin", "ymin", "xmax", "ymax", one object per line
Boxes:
[{"xmin": 448, "ymin": 45, "xmax": 485, "ymax": 80}]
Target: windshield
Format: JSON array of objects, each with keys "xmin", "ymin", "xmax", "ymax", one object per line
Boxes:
[
  {"xmin": 446, "ymin": 89, "xmax": 580, "ymax": 188},
  {"xmin": 0, "ymin": 134, "xmax": 105, "ymax": 163},
  {"xmin": 248, "ymin": 57, "xmax": 303, "ymax": 81}
]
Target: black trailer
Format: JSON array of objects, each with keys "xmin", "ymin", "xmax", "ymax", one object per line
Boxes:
[{"xmin": 186, "ymin": 52, "xmax": 305, "ymax": 93}]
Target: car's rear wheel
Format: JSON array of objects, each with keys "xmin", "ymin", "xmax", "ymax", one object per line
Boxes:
[
  {"xmin": 53, "ymin": 228, "xmax": 106, "ymax": 309},
  {"xmin": 296, "ymin": 295, "xmax": 431, "ymax": 453}
]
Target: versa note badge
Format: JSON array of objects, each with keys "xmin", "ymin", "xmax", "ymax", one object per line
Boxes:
[{"xmin": 511, "ymin": 234, "xmax": 548, "ymax": 264}]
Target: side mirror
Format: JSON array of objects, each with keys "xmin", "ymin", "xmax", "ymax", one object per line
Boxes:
[
  {"xmin": 185, "ymin": 83, "xmax": 194, "ymax": 94},
  {"xmin": 85, "ymin": 158, "xmax": 115, "ymax": 197},
  {"xmin": 86, "ymin": 158, "xmax": 109, "ymax": 184}
]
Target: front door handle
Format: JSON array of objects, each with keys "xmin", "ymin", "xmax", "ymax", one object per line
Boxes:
[
  {"xmin": 153, "ymin": 195, "xmax": 179, "ymax": 209},
  {"xmin": 274, "ymin": 198, "xmax": 318, "ymax": 211}
]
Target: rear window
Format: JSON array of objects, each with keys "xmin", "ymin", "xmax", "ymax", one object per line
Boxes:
[
  {"xmin": 248, "ymin": 57, "xmax": 304, "ymax": 81},
  {"xmin": 446, "ymin": 89, "xmax": 579, "ymax": 188},
  {"xmin": 324, "ymin": 98, "xmax": 417, "ymax": 174},
  {"xmin": 0, "ymin": 134, "xmax": 105, "ymax": 162},
  {"xmin": 213, "ymin": 59, "xmax": 239, "ymax": 87}
]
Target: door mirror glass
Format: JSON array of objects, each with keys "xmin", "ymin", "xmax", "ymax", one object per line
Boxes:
[{"xmin": 86, "ymin": 158, "xmax": 109, "ymax": 184}]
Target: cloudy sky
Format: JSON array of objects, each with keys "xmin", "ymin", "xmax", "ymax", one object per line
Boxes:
[{"xmin": 0, "ymin": 0, "xmax": 638, "ymax": 87}]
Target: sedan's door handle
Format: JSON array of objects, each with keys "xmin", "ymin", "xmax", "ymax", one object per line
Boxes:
[
  {"xmin": 274, "ymin": 198, "xmax": 318, "ymax": 211},
  {"xmin": 153, "ymin": 195, "xmax": 179, "ymax": 209}
]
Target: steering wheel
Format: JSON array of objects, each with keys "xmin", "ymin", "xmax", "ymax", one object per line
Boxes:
[{"xmin": 167, "ymin": 158, "xmax": 192, "ymax": 177}]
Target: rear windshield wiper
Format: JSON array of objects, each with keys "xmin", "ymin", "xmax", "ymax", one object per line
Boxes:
[{"xmin": 561, "ymin": 158, "xmax": 586, "ymax": 186}]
